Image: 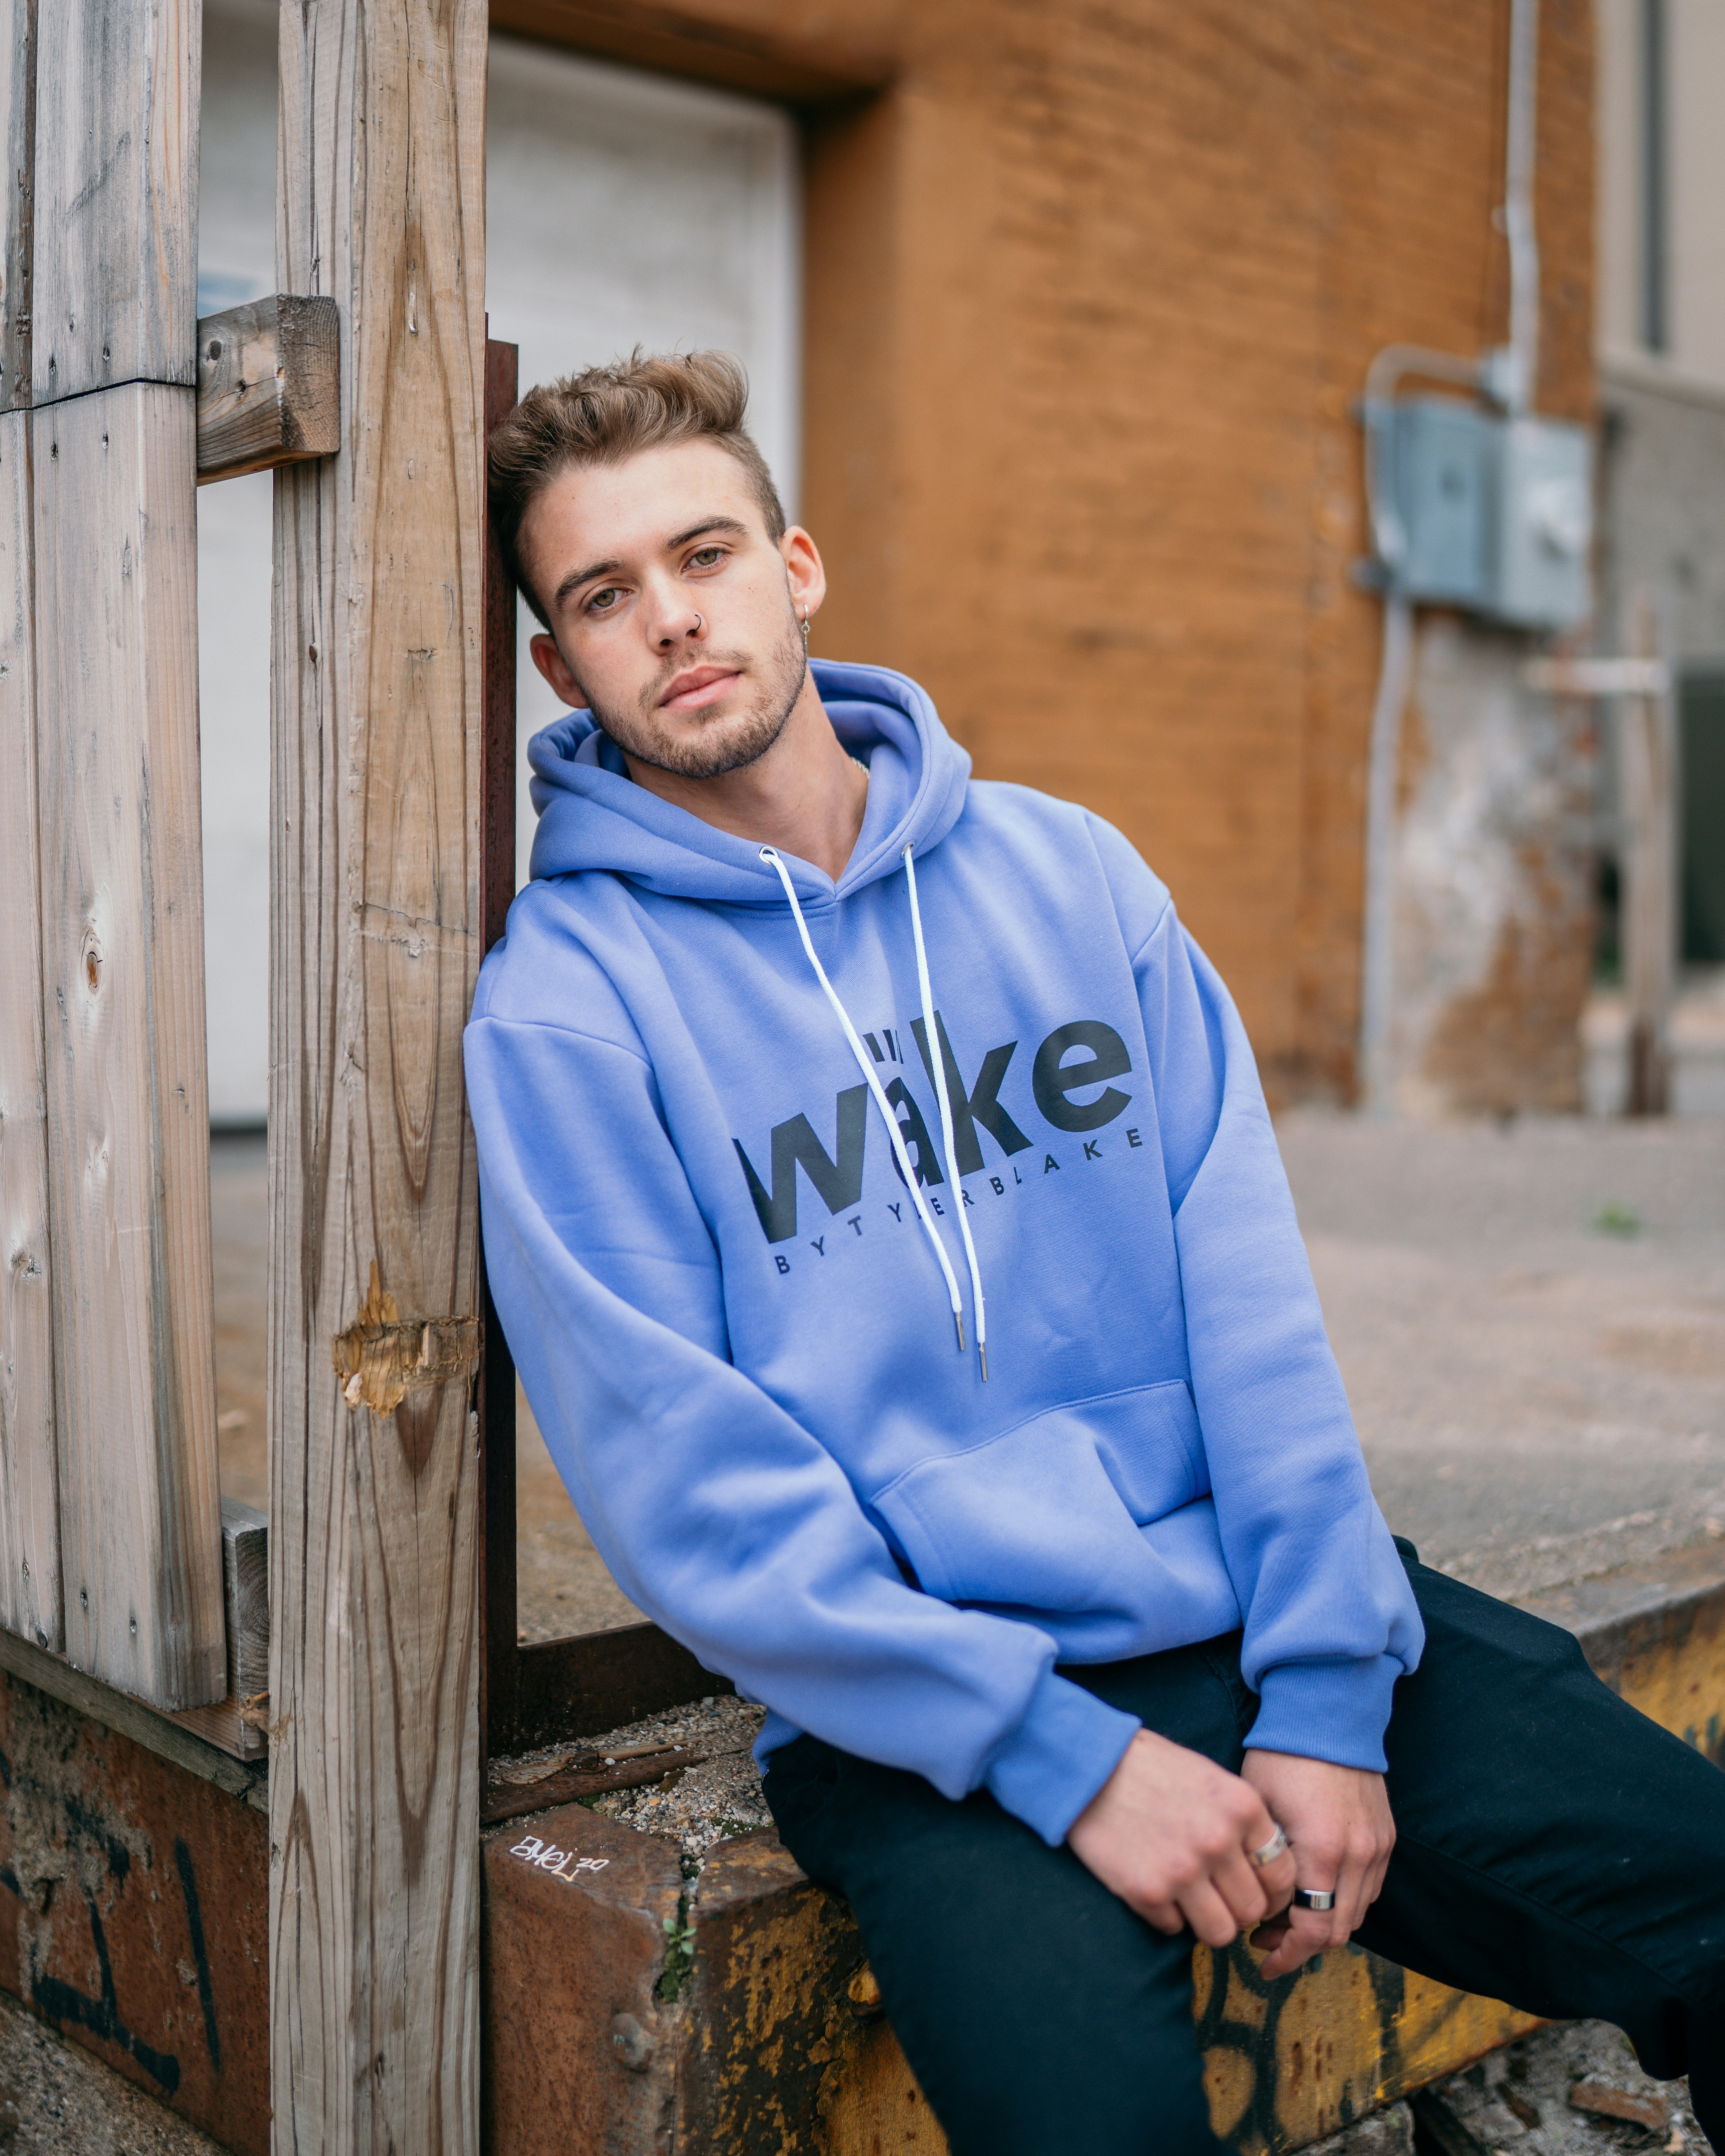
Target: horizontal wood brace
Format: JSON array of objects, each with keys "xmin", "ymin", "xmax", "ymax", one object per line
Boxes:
[{"xmin": 196, "ymin": 294, "xmax": 340, "ymax": 483}]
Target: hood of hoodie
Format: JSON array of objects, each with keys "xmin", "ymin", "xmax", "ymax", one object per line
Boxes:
[{"xmin": 526, "ymin": 658, "xmax": 971, "ymax": 902}]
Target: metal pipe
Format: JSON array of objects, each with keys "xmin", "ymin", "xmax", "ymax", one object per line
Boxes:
[
  {"xmin": 1357, "ymin": 588, "xmax": 1415, "ymax": 1114},
  {"xmin": 1503, "ymin": 0, "xmax": 1541, "ymax": 412},
  {"xmin": 1354, "ymin": 0, "xmax": 1543, "ymax": 1111}
]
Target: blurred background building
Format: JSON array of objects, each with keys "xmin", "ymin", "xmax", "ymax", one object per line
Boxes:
[
  {"xmin": 1588, "ymin": 0, "xmax": 1725, "ymax": 1114},
  {"xmin": 195, "ymin": 0, "xmax": 1722, "ymax": 1126}
]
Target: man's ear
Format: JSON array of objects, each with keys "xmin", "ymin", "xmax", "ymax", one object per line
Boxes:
[
  {"xmin": 780, "ymin": 525, "xmax": 827, "ymax": 627},
  {"xmin": 530, "ymin": 631, "xmax": 585, "ymax": 708}
]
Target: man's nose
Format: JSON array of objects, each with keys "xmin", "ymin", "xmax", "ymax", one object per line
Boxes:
[{"xmin": 646, "ymin": 585, "xmax": 704, "ymax": 650}]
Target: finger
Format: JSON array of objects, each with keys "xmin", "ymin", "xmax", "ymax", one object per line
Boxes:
[
  {"xmin": 1140, "ymin": 1900, "xmax": 1189, "ymax": 1938},
  {"xmin": 1254, "ymin": 1903, "xmax": 1332, "ymax": 1978},
  {"xmin": 1238, "ymin": 1822, "xmax": 1296, "ymax": 1909},
  {"xmin": 1325, "ymin": 1859, "xmax": 1372, "ymax": 1946},
  {"xmin": 1211, "ymin": 1845, "xmax": 1275, "ymax": 1931},
  {"xmin": 1178, "ymin": 1879, "xmax": 1246, "ymax": 1951},
  {"xmin": 1254, "ymin": 1933, "xmax": 1312, "ymax": 1981},
  {"xmin": 1248, "ymin": 1914, "xmax": 1292, "ymax": 1953}
]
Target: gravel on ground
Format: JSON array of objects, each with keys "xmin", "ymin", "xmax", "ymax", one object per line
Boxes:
[{"xmin": 0, "ymin": 1989, "xmax": 227, "ymax": 2155}]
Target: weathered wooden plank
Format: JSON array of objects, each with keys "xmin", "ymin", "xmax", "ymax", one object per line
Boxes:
[
  {"xmin": 169, "ymin": 1494, "xmax": 268, "ymax": 1758},
  {"xmin": 0, "ymin": 409, "xmax": 60, "ymax": 1649},
  {"xmin": 197, "ymin": 294, "xmax": 339, "ymax": 484},
  {"xmin": 31, "ymin": 380, "xmax": 225, "ymax": 1709},
  {"xmin": 0, "ymin": 1615, "xmax": 265, "ymax": 1811},
  {"xmin": 268, "ymin": 0, "xmax": 487, "ymax": 2143},
  {"xmin": 30, "ymin": 0, "xmax": 198, "ymax": 406},
  {"xmin": 0, "ymin": 0, "xmax": 34, "ymax": 412}
]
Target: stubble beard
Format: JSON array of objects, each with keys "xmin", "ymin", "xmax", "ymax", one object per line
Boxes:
[{"xmin": 591, "ymin": 614, "xmax": 808, "ymax": 782}]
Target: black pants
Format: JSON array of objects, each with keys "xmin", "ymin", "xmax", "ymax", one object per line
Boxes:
[{"xmin": 763, "ymin": 1547, "xmax": 1725, "ymax": 2156}]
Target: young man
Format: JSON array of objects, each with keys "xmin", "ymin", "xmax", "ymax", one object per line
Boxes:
[{"xmin": 467, "ymin": 351, "xmax": 1725, "ymax": 2153}]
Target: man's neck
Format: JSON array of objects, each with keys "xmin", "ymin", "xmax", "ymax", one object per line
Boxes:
[{"xmin": 621, "ymin": 674, "xmax": 869, "ymax": 883}]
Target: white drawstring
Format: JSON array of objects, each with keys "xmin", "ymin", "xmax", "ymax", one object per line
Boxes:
[
  {"xmin": 759, "ymin": 847, "xmax": 969, "ymax": 1357},
  {"xmin": 903, "ymin": 846, "xmax": 987, "ymax": 1380}
]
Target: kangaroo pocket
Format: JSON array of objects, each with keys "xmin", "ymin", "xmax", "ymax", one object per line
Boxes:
[{"xmin": 868, "ymin": 1382, "xmax": 1239, "ymax": 1649}]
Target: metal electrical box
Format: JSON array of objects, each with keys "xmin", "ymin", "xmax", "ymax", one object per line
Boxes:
[
  {"xmin": 1383, "ymin": 398, "xmax": 1593, "ymax": 630},
  {"xmin": 1388, "ymin": 398, "xmax": 1492, "ymax": 609},
  {"xmin": 1489, "ymin": 415, "xmax": 1593, "ymax": 629}
]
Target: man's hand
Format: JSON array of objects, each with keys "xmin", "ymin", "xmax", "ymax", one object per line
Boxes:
[
  {"xmin": 1240, "ymin": 1751, "xmax": 1395, "ymax": 1979},
  {"xmin": 1067, "ymin": 1730, "xmax": 1297, "ymax": 1947}
]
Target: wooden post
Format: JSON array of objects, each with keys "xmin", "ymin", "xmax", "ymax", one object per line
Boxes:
[
  {"xmin": 11, "ymin": 0, "xmax": 225, "ymax": 1707},
  {"xmin": 1622, "ymin": 587, "xmax": 1676, "ymax": 1115},
  {"xmin": 266, "ymin": 0, "xmax": 487, "ymax": 2143}
]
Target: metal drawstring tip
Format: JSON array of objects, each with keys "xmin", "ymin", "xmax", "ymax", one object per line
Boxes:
[
  {"xmin": 955, "ymin": 1311, "xmax": 966, "ymax": 1353},
  {"xmin": 979, "ymin": 1342, "xmax": 988, "ymax": 1382}
]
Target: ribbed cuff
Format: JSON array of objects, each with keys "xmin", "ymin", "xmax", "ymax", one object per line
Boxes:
[
  {"xmin": 1244, "ymin": 1654, "xmax": 1401, "ymax": 1772},
  {"xmin": 982, "ymin": 1665, "xmax": 1141, "ymax": 1847}
]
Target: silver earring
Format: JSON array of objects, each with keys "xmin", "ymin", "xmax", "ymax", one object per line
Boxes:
[{"xmin": 800, "ymin": 606, "xmax": 809, "ymax": 652}]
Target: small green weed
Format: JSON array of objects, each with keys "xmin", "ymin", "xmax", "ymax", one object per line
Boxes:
[
  {"xmin": 656, "ymin": 1897, "xmax": 696, "ymax": 2001},
  {"xmin": 1591, "ymin": 1202, "xmax": 1642, "ymax": 1238}
]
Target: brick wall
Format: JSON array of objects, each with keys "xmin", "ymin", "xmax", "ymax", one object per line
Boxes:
[{"xmin": 498, "ymin": 0, "xmax": 1597, "ymax": 1102}]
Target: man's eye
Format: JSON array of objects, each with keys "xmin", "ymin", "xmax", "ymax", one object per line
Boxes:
[
  {"xmin": 690, "ymin": 547, "xmax": 724, "ymax": 568},
  {"xmin": 588, "ymin": 587, "xmax": 620, "ymax": 612}
]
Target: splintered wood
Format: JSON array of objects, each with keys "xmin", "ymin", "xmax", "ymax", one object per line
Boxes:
[{"xmin": 268, "ymin": 0, "xmax": 488, "ymax": 2145}]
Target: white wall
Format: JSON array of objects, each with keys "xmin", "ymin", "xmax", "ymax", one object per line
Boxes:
[
  {"xmin": 1596, "ymin": 0, "xmax": 1725, "ymax": 391},
  {"xmin": 195, "ymin": 5, "xmax": 801, "ymax": 1120},
  {"xmin": 484, "ymin": 36, "xmax": 801, "ymax": 891}
]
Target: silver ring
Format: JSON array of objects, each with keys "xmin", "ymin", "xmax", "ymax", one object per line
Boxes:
[
  {"xmin": 1292, "ymin": 1886, "xmax": 1335, "ymax": 1912},
  {"xmin": 1248, "ymin": 1826, "xmax": 1288, "ymax": 1868},
  {"xmin": 692, "ymin": 613, "xmax": 703, "ymax": 632}
]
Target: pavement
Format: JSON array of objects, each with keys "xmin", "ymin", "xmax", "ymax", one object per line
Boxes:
[{"xmin": 1280, "ymin": 1111, "xmax": 1725, "ymax": 1603}]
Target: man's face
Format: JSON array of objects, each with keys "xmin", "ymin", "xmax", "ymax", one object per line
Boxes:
[{"xmin": 518, "ymin": 440, "xmax": 825, "ymax": 781}]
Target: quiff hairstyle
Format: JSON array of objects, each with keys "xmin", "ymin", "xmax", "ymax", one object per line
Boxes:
[{"xmin": 487, "ymin": 348, "xmax": 787, "ymax": 628}]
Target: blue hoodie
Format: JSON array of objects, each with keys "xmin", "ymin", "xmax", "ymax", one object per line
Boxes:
[{"xmin": 463, "ymin": 660, "xmax": 1424, "ymax": 1846}]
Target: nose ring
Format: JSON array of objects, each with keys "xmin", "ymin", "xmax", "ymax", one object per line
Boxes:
[{"xmin": 692, "ymin": 613, "xmax": 703, "ymax": 634}]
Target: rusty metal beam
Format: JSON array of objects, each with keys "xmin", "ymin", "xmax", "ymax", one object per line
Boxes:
[{"xmin": 0, "ymin": 1664, "xmax": 268, "ymax": 2155}]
